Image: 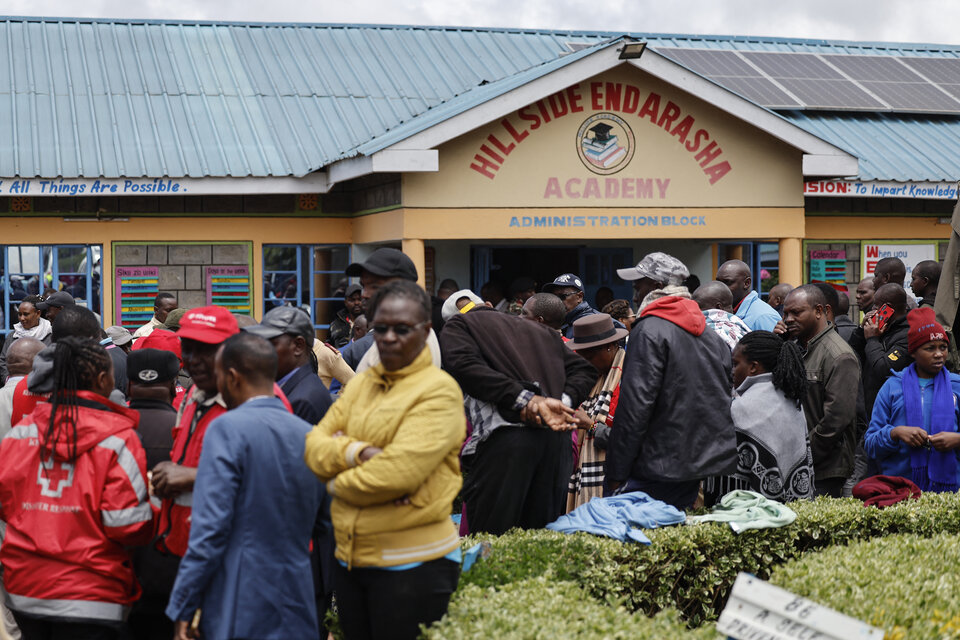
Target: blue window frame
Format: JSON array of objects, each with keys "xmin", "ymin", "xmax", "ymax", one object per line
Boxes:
[
  {"xmin": 263, "ymin": 244, "xmax": 351, "ymax": 332},
  {"xmin": 2, "ymin": 244, "xmax": 102, "ymax": 334},
  {"xmin": 716, "ymin": 242, "xmax": 780, "ymax": 299}
]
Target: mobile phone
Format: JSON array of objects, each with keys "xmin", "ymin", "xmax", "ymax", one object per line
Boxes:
[{"xmin": 875, "ymin": 303, "xmax": 894, "ymax": 331}]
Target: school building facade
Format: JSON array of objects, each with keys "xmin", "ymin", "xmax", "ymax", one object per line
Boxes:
[{"xmin": 1, "ymin": 18, "xmax": 958, "ymax": 334}]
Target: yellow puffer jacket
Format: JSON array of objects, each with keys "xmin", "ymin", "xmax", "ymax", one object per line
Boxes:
[{"xmin": 304, "ymin": 347, "xmax": 465, "ymax": 568}]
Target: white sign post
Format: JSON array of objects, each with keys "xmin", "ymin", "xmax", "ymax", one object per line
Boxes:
[{"xmin": 717, "ymin": 573, "xmax": 884, "ymax": 640}]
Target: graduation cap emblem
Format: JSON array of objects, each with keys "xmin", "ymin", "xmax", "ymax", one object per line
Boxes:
[{"xmin": 576, "ymin": 113, "xmax": 635, "ymax": 175}]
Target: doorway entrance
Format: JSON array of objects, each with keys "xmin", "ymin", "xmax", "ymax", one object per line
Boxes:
[{"xmin": 471, "ymin": 245, "xmax": 634, "ymax": 308}]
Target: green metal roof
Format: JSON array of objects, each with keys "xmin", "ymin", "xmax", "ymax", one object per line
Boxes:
[{"xmin": 2, "ymin": 17, "xmax": 960, "ymax": 182}]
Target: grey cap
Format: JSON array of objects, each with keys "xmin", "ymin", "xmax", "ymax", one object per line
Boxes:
[
  {"xmin": 105, "ymin": 325, "xmax": 133, "ymax": 347},
  {"xmin": 616, "ymin": 252, "xmax": 689, "ymax": 286},
  {"xmin": 244, "ymin": 306, "xmax": 315, "ymax": 347}
]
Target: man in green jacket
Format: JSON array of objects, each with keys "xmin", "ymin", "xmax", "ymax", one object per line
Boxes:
[{"xmin": 777, "ymin": 284, "xmax": 861, "ymax": 497}]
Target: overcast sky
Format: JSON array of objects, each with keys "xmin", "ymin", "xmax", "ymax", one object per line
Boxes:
[{"xmin": 3, "ymin": 0, "xmax": 960, "ymax": 46}]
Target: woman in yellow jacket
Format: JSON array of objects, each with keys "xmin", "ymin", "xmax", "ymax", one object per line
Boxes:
[{"xmin": 304, "ymin": 280, "xmax": 466, "ymax": 640}]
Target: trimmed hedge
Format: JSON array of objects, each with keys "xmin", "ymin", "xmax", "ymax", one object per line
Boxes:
[
  {"xmin": 457, "ymin": 493, "xmax": 960, "ymax": 626},
  {"xmin": 422, "ymin": 576, "xmax": 718, "ymax": 639},
  {"xmin": 770, "ymin": 533, "xmax": 960, "ymax": 639}
]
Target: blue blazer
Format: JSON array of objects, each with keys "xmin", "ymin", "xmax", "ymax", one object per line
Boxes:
[
  {"xmin": 281, "ymin": 363, "xmax": 333, "ymax": 425},
  {"xmin": 166, "ymin": 397, "xmax": 323, "ymax": 640}
]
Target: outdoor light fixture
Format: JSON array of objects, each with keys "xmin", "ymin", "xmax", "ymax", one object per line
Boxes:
[{"xmin": 619, "ymin": 42, "xmax": 646, "ymax": 59}]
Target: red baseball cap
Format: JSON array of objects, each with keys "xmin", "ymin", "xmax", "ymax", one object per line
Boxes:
[
  {"xmin": 133, "ymin": 329, "xmax": 183, "ymax": 363},
  {"xmin": 177, "ymin": 306, "xmax": 239, "ymax": 344}
]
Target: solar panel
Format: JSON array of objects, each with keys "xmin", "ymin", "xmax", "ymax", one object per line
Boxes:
[
  {"xmin": 741, "ymin": 52, "xmax": 844, "ymax": 80},
  {"xmin": 776, "ymin": 78, "xmax": 887, "ymax": 109},
  {"xmin": 658, "ymin": 48, "xmax": 760, "ymax": 78},
  {"xmin": 901, "ymin": 57, "xmax": 960, "ymax": 84},
  {"xmin": 822, "ymin": 55, "xmax": 926, "ymax": 82},
  {"xmin": 655, "ymin": 47, "xmax": 960, "ymax": 114},
  {"xmin": 717, "ymin": 76, "xmax": 802, "ymax": 108},
  {"xmin": 861, "ymin": 81, "xmax": 960, "ymax": 111},
  {"xmin": 924, "ymin": 83, "xmax": 960, "ymax": 101}
]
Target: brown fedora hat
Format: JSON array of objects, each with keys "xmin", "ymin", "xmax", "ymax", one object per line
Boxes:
[{"xmin": 567, "ymin": 313, "xmax": 629, "ymax": 350}]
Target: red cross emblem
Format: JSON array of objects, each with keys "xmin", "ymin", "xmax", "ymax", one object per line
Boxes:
[{"xmin": 37, "ymin": 458, "xmax": 74, "ymax": 498}]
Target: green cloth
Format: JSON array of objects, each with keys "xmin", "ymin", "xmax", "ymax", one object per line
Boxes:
[{"xmin": 686, "ymin": 490, "xmax": 796, "ymax": 534}]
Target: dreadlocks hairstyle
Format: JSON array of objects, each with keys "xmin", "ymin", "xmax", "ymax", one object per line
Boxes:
[
  {"xmin": 43, "ymin": 337, "xmax": 112, "ymax": 464},
  {"xmin": 737, "ymin": 331, "xmax": 807, "ymax": 408}
]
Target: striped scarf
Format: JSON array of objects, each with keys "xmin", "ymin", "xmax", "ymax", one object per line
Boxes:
[{"xmin": 567, "ymin": 348, "xmax": 625, "ymax": 511}]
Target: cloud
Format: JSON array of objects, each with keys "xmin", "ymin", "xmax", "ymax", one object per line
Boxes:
[{"xmin": 4, "ymin": 0, "xmax": 960, "ymax": 45}]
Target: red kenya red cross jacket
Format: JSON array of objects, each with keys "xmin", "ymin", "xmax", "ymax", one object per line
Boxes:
[{"xmin": 0, "ymin": 391, "xmax": 153, "ymax": 623}]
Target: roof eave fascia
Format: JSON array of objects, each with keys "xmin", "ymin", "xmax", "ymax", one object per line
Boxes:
[
  {"xmin": 629, "ymin": 50, "xmax": 859, "ymax": 178},
  {"xmin": 325, "ymin": 149, "xmax": 439, "ymax": 186}
]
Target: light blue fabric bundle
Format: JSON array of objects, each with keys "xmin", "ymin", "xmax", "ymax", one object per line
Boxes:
[{"xmin": 546, "ymin": 491, "xmax": 686, "ymax": 544}]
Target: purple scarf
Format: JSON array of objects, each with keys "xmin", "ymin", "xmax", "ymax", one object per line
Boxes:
[{"xmin": 902, "ymin": 363, "xmax": 958, "ymax": 492}]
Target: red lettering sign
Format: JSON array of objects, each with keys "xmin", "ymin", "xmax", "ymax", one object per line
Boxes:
[{"xmin": 469, "ymin": 82, "xmax": 731, "ymax": 184}]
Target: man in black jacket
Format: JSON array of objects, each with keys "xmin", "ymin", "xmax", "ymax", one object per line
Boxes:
[
  {"xmin": 246, "ymin": 306, "xmax": 332, "ymax": 424},
  {"xmin": 126, "ymin": 348, "xmax": 181, "ymax": 640},
  {"xmin": 441, "ymin": 307, "xmax": 596, "ymax": 535},
  {"xmin": 911, "ymin": 260, "xmax": 940, "ymax": 308},
  {"xmin": 328, "ymin": 284, "xmax": 363, "ymax": 349},
  {"xmin": 848, "ymin": 283, "xmax": 911, "ymax": 417},
  {"xmin": 606, "ymin": 255, "xmax": 737, "ymax": 509},
  {"xmin": 833, "ymin": 291, "xmax": 857, "ymax": 343},
  {"xmin": 543, "ymin": 273, "xmax": 600, "ymax": 338}
]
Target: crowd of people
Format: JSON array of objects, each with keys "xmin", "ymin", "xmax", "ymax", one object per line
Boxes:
[{"xmin": 0, "ymin": 247, "xmax": 955, "ymax": 640}]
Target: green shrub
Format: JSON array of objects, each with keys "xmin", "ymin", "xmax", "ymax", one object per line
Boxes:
[
  {"xmin": 458, "ymin": 493, "xmax": 960, "ymax": 625},
  {"xmin": 423, "ymin": 575, "xmax": 719, "ymax": 639},
  {"xmin": 770, "ymin": 533, "xmax": 960, "ymax": 639}
]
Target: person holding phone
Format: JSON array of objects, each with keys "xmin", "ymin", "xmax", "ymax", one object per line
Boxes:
[
  {"xmin": 849, "ymin": 283, "xmax": 912, "ymax": 418},
  {"xmin": 865, "ymin": 307, "xmax": 960, "ymax": 492}
]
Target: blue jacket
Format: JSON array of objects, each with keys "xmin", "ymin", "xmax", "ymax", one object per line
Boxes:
[
  {"xmin": 166, "ymin": 397, "xmax": 323, "ymax": 640},
  {"xmin": 735, "ymin": 290, "xmax": 781, "ymax": 332},
  {"xmin": 561, "ymin": 302, "xmax": 600, "ymax": 338},
  {"xmin": 865, "ymin": 370, "xmax": 960, "ymax": 483},
  {"xmin": 331, "ymin": 333, "xmax": 375, "ymax": 395}
]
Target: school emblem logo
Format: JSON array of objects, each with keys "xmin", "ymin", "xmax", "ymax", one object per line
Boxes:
[{"xmin": 576, "ymin": 113, "xmax": 635, "ymax": 175}]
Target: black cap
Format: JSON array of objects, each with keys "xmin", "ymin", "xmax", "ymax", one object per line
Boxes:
[
  {"xmin": 345, "ymin": 248, "xmax": 418, "ymax": 281},
  {"xmin": 127, "ymin": 348, "xmax": 180, "ymax": 384},
  {"xmin": 244, "ymin": 306, "xmax": 315, "ymax": 347},
  {"xmin": 36, "ymin": 291, "xmax": 76, "ymax": 310},
  {"xmin": 345, "ymin": 283, "xmax": 362, "ymax": 298},
  {"xmin": 542, "ymin": 273, "xmax": 584, "ymax": 294}
]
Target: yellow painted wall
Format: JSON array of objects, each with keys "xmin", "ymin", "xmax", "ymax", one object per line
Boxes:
[
  {"xmin": 805, "ymin": 216, "xmax": 952, "ymax": 240},
  {"xmin": 0, "ymin": 216, "xmax": 352, "ymax": 323},
  {"xmin": 403, "ymin": 65, "xmax": 804, "ymax": 209}
]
